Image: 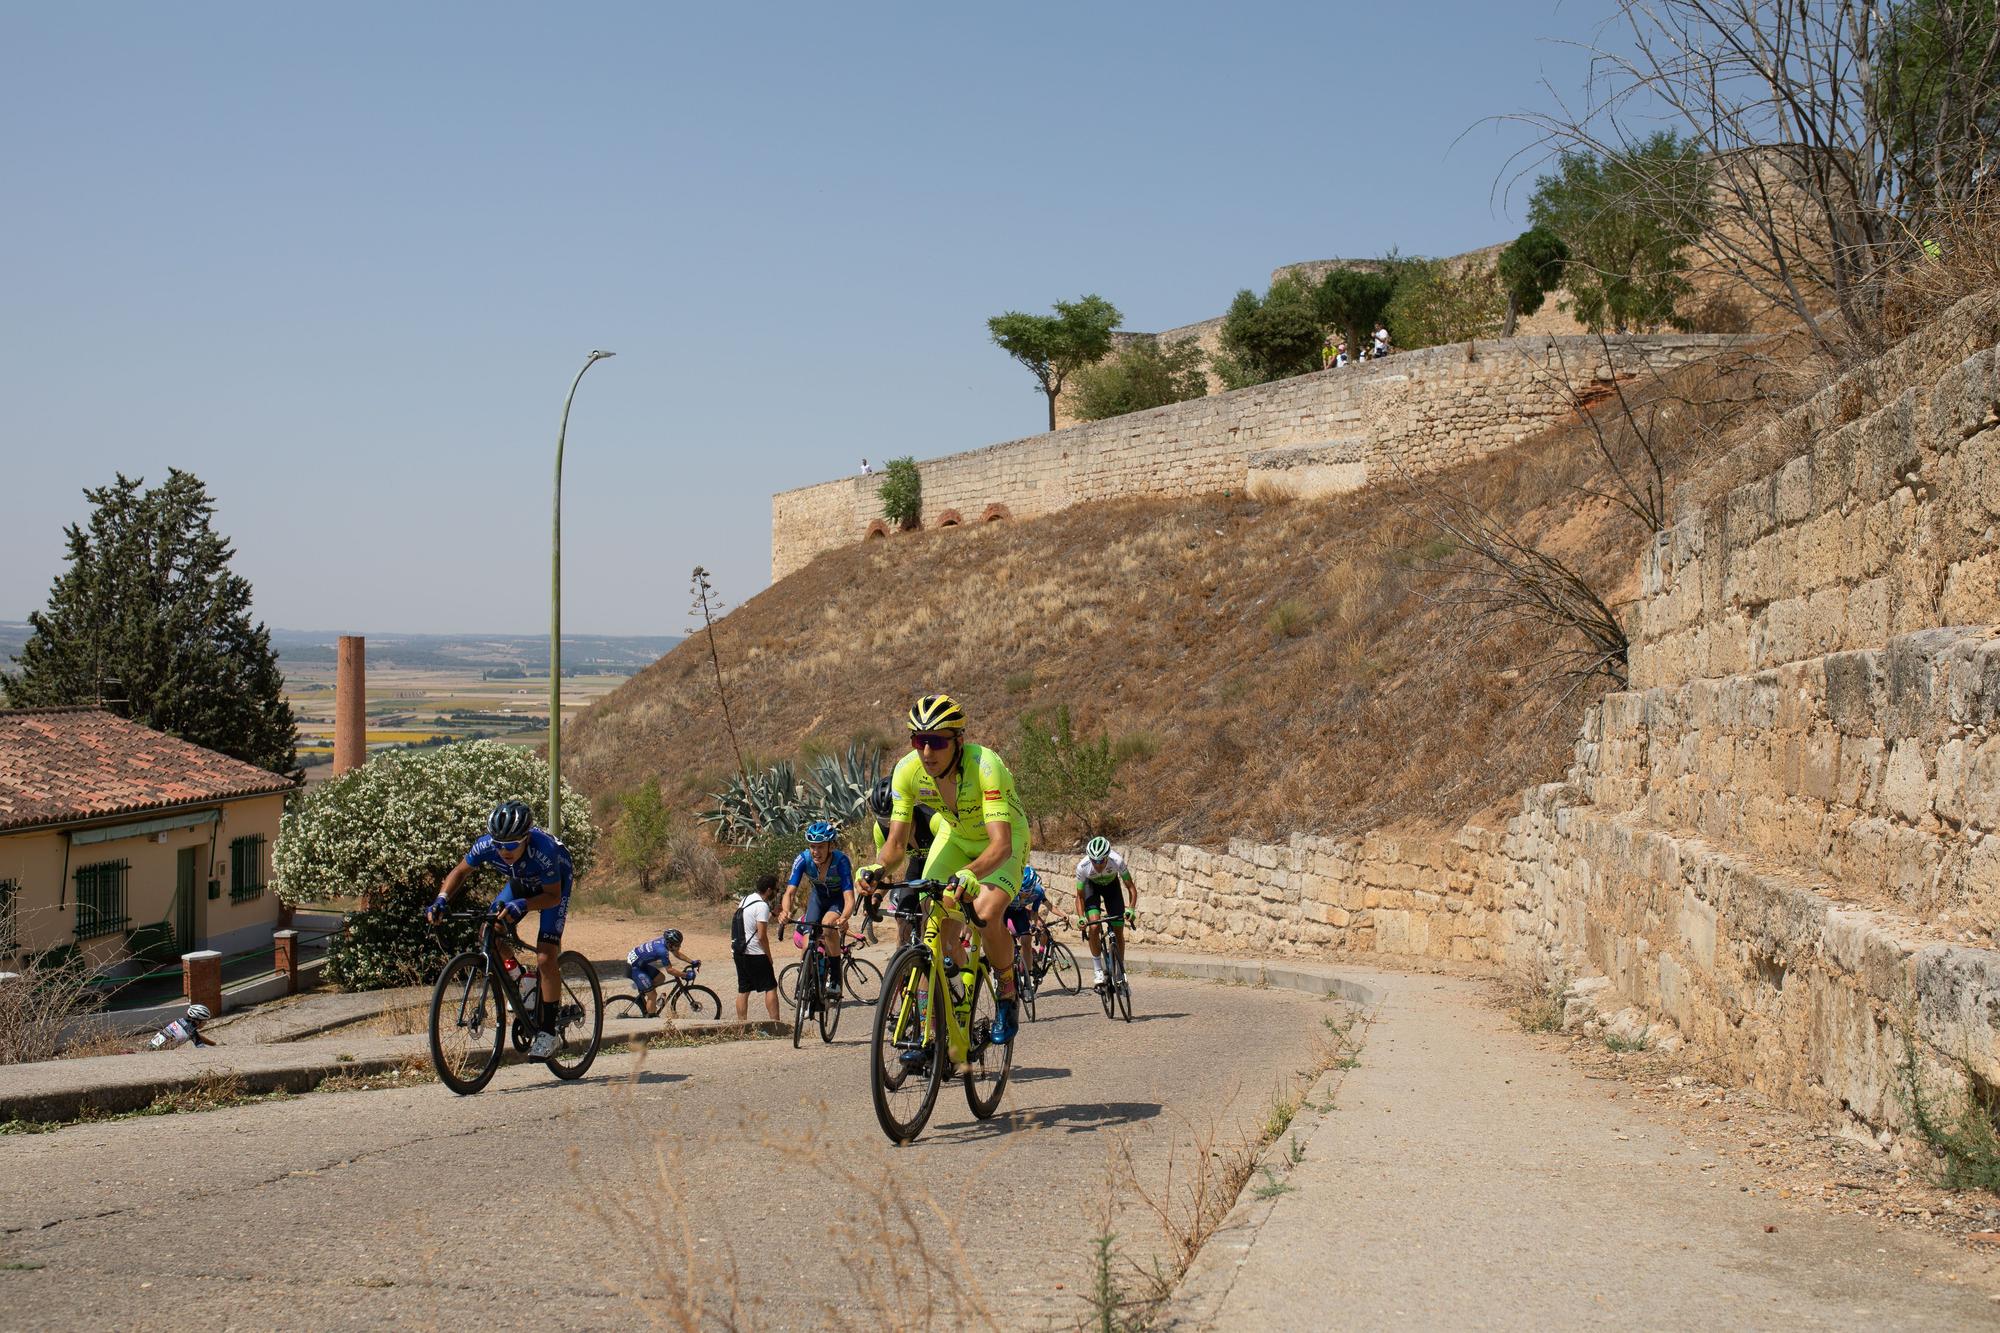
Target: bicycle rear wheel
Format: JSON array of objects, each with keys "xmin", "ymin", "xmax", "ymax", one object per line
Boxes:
[
  {"xmin": 962, "ymin": 966, "xmax": 1014, "ymax": 1120},
  {"xmin": 1016, "ymin": 942, "xmax": 1038, "ymax": 1023},
  {"xmin": 546, "ymin": 950, "xmax": 603, "ymax": 1080},
  {"xmin": 428, "ymin": 951, "xmax": 503, "ymax": 1096},
  {"xmin": 818, "ymin": 961, "xmax": 842, "ymax": 1043},
  {"xmin": 1047, "ymin": 942, "xmax": 1082, "ymax": 995},
  {"xmin": 871, "ymin": 948, "xmax": 942, "ymax": 1144},
  {"xmin": 604, "ymin": 993, "xmax": 648, "ymax": 1018},
  {"xmin": 669, "ymin": 985, "xmax": 722, "ymax": 1021},
  {"xmin": 777, "ymin": 962, "xmax": 801, "ymax": 1009}
]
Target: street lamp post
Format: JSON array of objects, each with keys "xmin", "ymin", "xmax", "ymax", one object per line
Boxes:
[{"xmin": 550, "ymin": 349, "xmax": 615, "ymax": 840}]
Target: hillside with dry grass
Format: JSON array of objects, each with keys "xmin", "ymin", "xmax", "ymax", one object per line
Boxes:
[{"xmin": 569, "ymin": 354, "xmax": 1785, "ymax": 850}]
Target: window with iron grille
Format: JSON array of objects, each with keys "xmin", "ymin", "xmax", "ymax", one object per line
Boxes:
[
  {"xmin": 0, "ymin": 879, "xmax": 16, "ymax": 954},
  {"xmin": 231, "ymin": 834, "xmax": 267, "ymax": 902},
  {"xmin": 74, "ymin": 860, "xmax": 130, "ymax": 939}
]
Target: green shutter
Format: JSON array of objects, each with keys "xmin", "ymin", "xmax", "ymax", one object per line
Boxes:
[{"xmin": 230, "ymin": 835, "xmax": 266, "ymax": 902}]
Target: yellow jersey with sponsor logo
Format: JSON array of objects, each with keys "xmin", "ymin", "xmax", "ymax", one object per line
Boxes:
[{"xmin": 889, "ymin": 743, "xmax": 1028, "ymax": 852}]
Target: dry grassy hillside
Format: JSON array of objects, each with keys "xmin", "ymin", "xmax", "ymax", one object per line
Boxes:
[{"xmin": 570, "ymin": 358, "xmax": 1781, "ymax": 849}]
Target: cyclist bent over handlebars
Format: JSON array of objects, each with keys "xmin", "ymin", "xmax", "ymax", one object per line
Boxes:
[
  {"xmin": 860, "ymin": 693, "xmax": 1030, "ymax": 1050},
  {"xmin": 425, "ymin": 800, "xmax": 574, "ymax": 1060}
]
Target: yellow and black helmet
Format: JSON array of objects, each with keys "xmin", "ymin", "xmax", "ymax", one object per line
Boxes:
[{"xmin": 907, "ymin": 693, "xmax": 966, "ymax": 733}]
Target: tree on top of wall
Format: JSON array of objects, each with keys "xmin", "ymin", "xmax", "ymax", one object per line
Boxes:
[
  {"xmin": 878, "ymin": 456, "xmax": 922, "ymax": 529},
  {"xmin": 987, "ymin": 295, "xmax": 1122, "ymax": 431}
]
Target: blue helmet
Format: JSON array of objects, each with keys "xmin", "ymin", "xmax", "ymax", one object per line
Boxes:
[
  {"xmin": 804, "ymin": 820, "xmax": 836, "ymax": 845},
  {"xmin": 1021, "ymin": 864, "xmax": 1042, "ymax": 894}
]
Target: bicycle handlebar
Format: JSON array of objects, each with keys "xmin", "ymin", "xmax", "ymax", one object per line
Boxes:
[{"xmin": 870, "ymin": 878, "xmax": 987, "ymax": 928}]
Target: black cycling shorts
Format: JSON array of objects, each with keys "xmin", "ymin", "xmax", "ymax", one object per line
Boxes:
[{"xmin": 1081, "ymin": 881, "xmax": 1127, "ymax": 923}]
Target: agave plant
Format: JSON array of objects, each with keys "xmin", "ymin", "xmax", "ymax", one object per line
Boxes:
[{"xmin": 701, "ymin": 741, "xmax": 885, "ymax": 846}]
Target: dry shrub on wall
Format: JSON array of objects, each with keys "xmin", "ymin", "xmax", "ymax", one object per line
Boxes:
[
  {"xmin": 1886, "ymin": 190, "xmax": 2000, "ymax": 339},
  {"xmin": 0, "ymin": 916, "xmax": 101, "ymax": 1065}
]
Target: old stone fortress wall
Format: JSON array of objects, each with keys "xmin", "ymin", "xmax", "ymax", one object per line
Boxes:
[{"xmin": 772, "ymin": 320, "xmax": 1739, "ymax": 580}]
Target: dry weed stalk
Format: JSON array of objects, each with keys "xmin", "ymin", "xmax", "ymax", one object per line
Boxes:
[{"xmin": 0, "ymin": 913, "xmax": 103, "ymax": 1064}]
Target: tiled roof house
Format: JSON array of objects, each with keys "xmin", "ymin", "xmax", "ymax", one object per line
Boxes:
[{"xmin": 0, "ymin": 708, "xmax": 295, "ymax": 970}]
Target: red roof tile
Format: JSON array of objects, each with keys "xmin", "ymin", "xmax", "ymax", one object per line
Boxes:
[{"xmin": 0, "ymin": 707, "xmax": 295, "ymax": 832}]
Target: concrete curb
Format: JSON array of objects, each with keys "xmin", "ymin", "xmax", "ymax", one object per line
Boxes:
[
  {"xmin": 0, "ymin": 1046, "xmax": 427, "ymax": 1125},
  {"xmin": 1118, "ymin": 950, "xmax": 1388, "ymax": 1330}
]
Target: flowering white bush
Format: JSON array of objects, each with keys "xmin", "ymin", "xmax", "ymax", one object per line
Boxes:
[{"xmin": 276, "ymin": 742, "xmax": 598, "ymax": 989}]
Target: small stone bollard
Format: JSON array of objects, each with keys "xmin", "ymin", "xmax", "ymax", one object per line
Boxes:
[
  {"xmin": 181, "ymin": 949, "xmax": 222, "ymax": 1015},
  {"xmin": 274, "ymin": 930, "xmax": 299, "ymax": 995}
]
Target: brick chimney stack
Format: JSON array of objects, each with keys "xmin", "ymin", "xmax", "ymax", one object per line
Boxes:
[{"xmin": 334, "ymin": 635, "xmax": 365, "ymax": 775}]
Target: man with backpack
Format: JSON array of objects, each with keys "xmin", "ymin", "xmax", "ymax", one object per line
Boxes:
[{"xmin": 732, "ymin": 873, "xmax": 779, "ymax": 1021}]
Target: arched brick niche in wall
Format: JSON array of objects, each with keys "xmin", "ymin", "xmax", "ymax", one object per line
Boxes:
[
  {"xmin": 935, "ymin": 509, "xmax": 964, "ymax": 528},
  {"xmin": 981, "ymin": 503, "xmax": 1013, "ymax": 523},
  {"xmin": 864, "ymin": 519, "xmax": 890, "ymax": 541}
]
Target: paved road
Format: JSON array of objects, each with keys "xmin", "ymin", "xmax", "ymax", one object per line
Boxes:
[{"xmin": 0, "ymin": 970, "xmax": 1334, "ymax": 1330}]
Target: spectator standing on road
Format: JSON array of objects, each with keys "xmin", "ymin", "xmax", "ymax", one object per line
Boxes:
[{"xmin": 733, "ymin": 874, "xmax": 780, "ymax": 1022}]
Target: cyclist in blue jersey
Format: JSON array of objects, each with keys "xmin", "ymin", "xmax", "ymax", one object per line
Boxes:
[
  {"xmin": 780, "ymin": 821, "xmax": 855, "ymax": 997},
  {"xmin": 1004, "ymin": 863, "xmax": 1051, "ymax": 999},
  {"xmin": 425, "ymin": 800, "xmax": 574, "ymax": 1059},
  {"xmin": 626, "ymin": 928, "xmax": 701, "ymax": 1017}
]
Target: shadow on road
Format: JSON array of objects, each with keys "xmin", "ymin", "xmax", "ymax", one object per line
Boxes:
[
  {"xmin": 934, "ymin": 1099, "xmax": 1164, "ymax": 1141},
  {"xmin": 1005, "ymin": 1065, "xmax": 1073, "ymax": 1083}
]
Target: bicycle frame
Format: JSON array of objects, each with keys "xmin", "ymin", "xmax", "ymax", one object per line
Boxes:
[
  {"xmin": 442, "ymin": 912, "xmax": 539, "ymax": 1028},
  {"xmin": 884, "ymin": 881, "xmax": 993, "ymax": 1068}
]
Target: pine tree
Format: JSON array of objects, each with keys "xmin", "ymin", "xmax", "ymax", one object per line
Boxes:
[{"xmin": 3, "ymin": 470, "xmax": 298, "ymax": 773}]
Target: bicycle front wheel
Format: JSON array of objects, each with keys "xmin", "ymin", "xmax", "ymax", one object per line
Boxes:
[
  {"xmin": 429, "ymin": 951, "xmax": 503, "ymax": 1096},
  {"xmin": 843, "ymin": 955, "xmax": 883, "ymax": 1006},
  {"xmin": 1047, "ymin": 942, "xmax": 1082, "ymax": 995},
  {"xmin": 1117, "ymin": 976, "xmax": 1133, "ymax": 1023},
  {"xmin": 962, "ymin": 967, "xmax": 1014, "ymax": 1120},
  {"xmin": 791, "ymin": 958, "xmax": 813, "ymax": 1049},
  {"xmin": 1016, "ymin": 943, "xmax": 1038, "ymax": 1024},
  {"xmin": 669, "ymin": 985, "xmax": 722, "ymax": 1021},
  {"xmin": 870, "ymin": 948, "xmax": 942, "ymax": 1144},
  {"xmin": 546, "ymin": 950, "xmax": 603, "ymax": 1080}
]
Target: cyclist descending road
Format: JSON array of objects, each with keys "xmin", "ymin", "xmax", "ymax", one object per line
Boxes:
[
  {"xmin": 1076, "ymin": 836, "xmax": 1139, "ymax": 992},
  {"xmin": 863, "ymin": 693, "xmax": 1031, "ymax": 1049},
  {"xmin": 425, "ymin": 800, "xmax": 575, "ymax": 1059},
  {"xmin": 782, "ymin": 821, "xmax": 855, "ymax": 998},
  {"xmin": 1004, "ymin": 862, "xmax": 1051, "ymax": 1000}
]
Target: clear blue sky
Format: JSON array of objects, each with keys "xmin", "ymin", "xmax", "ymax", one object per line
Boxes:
[{"xmin": 1, "ymin": 1, "xmax": 1614, "ymax": 635}]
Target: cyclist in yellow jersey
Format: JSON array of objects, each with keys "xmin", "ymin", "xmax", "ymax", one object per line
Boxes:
[{"xmin": 861, "ymin": 693, "xmax": 1030, "ymax": 1045}]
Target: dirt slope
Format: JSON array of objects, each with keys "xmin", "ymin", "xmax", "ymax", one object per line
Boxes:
[{"xmin": 569, "ymin": 362, "xmax": 1774, "ymax": 849}]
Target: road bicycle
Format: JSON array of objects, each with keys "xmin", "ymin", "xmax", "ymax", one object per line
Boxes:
[
  {"xmin": 868, "ymin": 880, "xmax": 1012, "ymax": 1144},
  {"xmin": 785, "ymin": 918, "xmax": 854, "ymax": 1048},
  {"xmin": 1085, "ymin": 912, "xmax": 1135, "ymax": 1023},
  {"xmin": 427, "ymin": 911, "xmax": 603, "ymax": 1095},
  {"xmin": 778, "ymin": 927, "xmax": 882, "ymax": 1011},
  {"xmin": 1028, "ymin": 913, "xmax": 1083, "ymax": 997},
  {"xmin": 605, "ymin": 961, "xmax": 722, "ymax": 1021}
]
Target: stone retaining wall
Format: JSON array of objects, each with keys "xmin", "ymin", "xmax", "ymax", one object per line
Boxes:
[
  {"xmin": 773, "ymin": 333, "xmax": 1739, "ymax": 579},
  {"xmin": 1025, "ymin": 297, "xmax": 2000, "ymax": 1137}
]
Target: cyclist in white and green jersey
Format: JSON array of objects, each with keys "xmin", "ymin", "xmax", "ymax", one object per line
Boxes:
[{"xmin": 1075, "ymin": 836, "xmax": 1139, "ymax": 990}]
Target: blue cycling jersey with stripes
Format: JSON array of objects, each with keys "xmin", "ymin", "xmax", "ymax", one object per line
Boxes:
[{"xmin": 464, "ymin": 828, "xmax": 573, "ymax": 892}]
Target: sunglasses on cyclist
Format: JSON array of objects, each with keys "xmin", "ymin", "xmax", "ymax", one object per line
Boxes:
[
  {"xmin": 492, "ymin": 838, "xmax": 527, "ymax": 852},
  {"xmin": 909, "ymin": 732, "xmax": 955, "ymax": 751}
]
